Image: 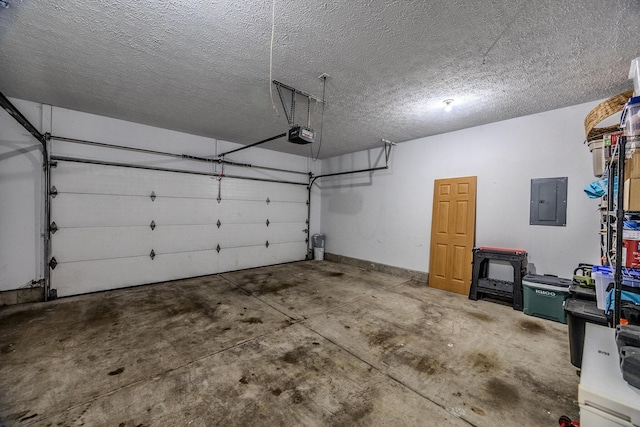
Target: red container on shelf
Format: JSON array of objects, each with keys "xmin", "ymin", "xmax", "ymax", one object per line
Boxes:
[
  {"xmin": 623, "ymin": 239, "xmax": 640, "ymax": 268},
  {"xmin": 604, "ymin": 131, "xmax": 624, "ymax": 161}
]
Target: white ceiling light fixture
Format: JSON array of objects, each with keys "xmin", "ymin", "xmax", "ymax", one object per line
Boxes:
[{"xmin": 443, "ymin": 99, "xmax": 454, "ymax": 112}]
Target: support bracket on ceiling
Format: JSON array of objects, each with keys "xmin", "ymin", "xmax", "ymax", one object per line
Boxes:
[
  {"xmin": 273, "ymin": 80, "xmax": 325, "ymax": 128},
  {"xmin": 381, "ymin": 138, "xmax": 396, "ymax": 164},
  {"xmin": 308, "ymin": 138, "xmax": 396, "ymax": 188}
]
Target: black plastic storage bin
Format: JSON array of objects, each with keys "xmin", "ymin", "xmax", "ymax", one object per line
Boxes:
[
  {"xmin": 564, "ymin": 298, "xmax": 608, "ymax": 368},
  {"xmin": 568, "ymin": 283, "xmax": 597, "ymax": 302}
]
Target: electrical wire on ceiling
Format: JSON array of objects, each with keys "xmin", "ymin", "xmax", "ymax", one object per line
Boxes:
[
  {"xmin": 265, "ymin": 0, "xmax": 326, "ymax": 161},
  {"xmin": 481, "ymin": 1, "xmax": 528, "ymax": 65},
  {"xmin": 269, "ymin": 0, "xmax": 279, "ymax": 116}
]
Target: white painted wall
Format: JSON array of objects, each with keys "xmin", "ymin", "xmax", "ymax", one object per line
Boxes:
[
  {"xmin": 319, "ymin": 101, "xmax": 605, "ymax": 279},
  {"xmin": 0, "ymin": 98, "xmax": 321, "ymax": 292}
]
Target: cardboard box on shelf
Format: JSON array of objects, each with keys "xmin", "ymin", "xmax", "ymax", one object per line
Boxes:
[
  {"xmin": 624, "ymin": 177, "xmax": 640, "ymax": 211},
  {"xmin": 627, "ymin": 149, "xmax": 640, "ymax": 179}
]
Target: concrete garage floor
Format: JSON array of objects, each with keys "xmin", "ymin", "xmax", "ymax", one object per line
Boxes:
[{"xmin": 0, "ymin": 261, "xmax": 579, "ymax": 426}]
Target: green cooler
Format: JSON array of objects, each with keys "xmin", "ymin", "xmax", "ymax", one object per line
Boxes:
[{"xmin": 522, "ymin": 274, "xmax": 572, "ymax": 323}]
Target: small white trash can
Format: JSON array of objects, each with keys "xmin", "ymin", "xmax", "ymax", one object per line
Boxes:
[{"xmin": 314, "ymin": 247, "xmax": 324, "ymax": 261}]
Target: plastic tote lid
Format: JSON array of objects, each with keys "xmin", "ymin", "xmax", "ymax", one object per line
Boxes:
[
  {"xmin": 564, "ymin": 298, "xmax": 607, "ymax": 324},
  {"xmin": 620, "ymin": 95, "xmax": 640, "ymax": 127},
  {"xmin": 523, "ymin": 273, "xmax": 572, "ymax": 288}
]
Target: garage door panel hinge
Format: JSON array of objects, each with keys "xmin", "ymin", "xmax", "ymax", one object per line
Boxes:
[
  {"xmin": 150, "ymin": 249, "xmax": 155, "ymax": 260},
  {"xmin": 303, "ymin": 229, "xmax": 308, "ymax": 233},
  {"xmin": 265, "ymin": 241, "xmax": 269, "ymax": 248},
  {"xmin": 50, "ymin": 186, "xmax": 58, "ymax": 198},
  {"xmin": 266, "ymin": 197, "xmax": 270, "ymax": 205},
  {"xmin": 150, "ymin": 191, "xmax": 156, "ymax": 201},
  {"xmin": 49, "ymin": 221, "xmax": 58, "ymax": 234},
  {"xmin": 216, "ymin": 244, "xmax": 221, "ymax": 253},
  {"xmin": 48, "ymin": 257, "xmax": 57, "ymax": 270},
  {"xmin": 150, "ymin": 220, "xmax": 156, "ymax": 230},
  {"xmin": 266, "ymin": 219, "xmax": 270, "ymax": 227},
  {"xmin": 49, "ymin": 161, "xmax": 57, "ymax": 168},
  {"xmin": 306, "ymin": 200, "xmax": 309, "ymax": 205},
  {"xmin": 216, "ymin": 219, "xmax": 221, "ymax": 228},
  {"xmin": 305, "ymin": 219, "xmax": 309, "ymax": 224},
  {"xmin": 217, "ymin": 195, "xmax": 221, "ymax": 203},
  {"xmin": 306, "ymin": 238, "xmax": 309, "ymax": 243}
]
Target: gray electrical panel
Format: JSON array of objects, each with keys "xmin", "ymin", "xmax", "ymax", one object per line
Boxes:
[{"xmin": 530, "ymin": 177, "xmax": 567, "ymax": 226}]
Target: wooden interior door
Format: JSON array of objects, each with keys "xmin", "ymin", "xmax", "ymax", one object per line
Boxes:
[{"xmin": 429, "ymin": 176, "xmax": 477, "ymax": 295}]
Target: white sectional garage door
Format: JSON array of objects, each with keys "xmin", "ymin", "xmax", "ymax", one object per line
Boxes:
[{"xmin": 49, "ymin": 161, "xmax": 308, "ymax": 297}]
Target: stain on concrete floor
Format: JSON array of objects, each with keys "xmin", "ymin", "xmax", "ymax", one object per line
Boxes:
[
  {"xmin": 518, "ymin": 318, "xmax": 546, "ymax": 333},
  {"xmin": 0, "ymin": 261, "xmax": 578, "ymax": 426}
]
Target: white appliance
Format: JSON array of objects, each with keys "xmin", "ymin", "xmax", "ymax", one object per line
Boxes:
[{"xmin": 579, "ymin": 323, "xmax": 640, "ymax": 426}]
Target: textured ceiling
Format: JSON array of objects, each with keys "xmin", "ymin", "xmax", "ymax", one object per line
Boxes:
[{"xmin": 1, "ymin": 1, "xmax": 639, "ymax": 159}]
